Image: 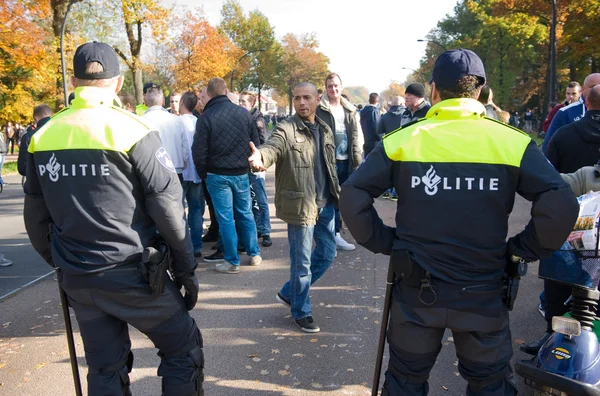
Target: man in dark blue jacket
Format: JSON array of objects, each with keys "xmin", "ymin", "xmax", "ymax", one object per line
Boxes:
[
  {"xmin": 360, "ymin": 92, "xmax": 381, "ymax": 155},
  {"xmin": 192, "ymin": 78, "xmax": 262, "ymax": 273},
  {"xmin": 18, "ymin": 104, "xmax": 53, "ymax": 179},
  {"xmin": 542, "ymin": 73, "xmax": 600, "ymax": 153},
  {"xmin": 377, "ymin": 96, "xmax": 406, "ymax": 137}
]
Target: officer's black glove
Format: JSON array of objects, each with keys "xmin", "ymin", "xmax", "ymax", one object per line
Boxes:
[{"xmin": 174, "ymin": 271, "xmax": 199, "ymax": 311}]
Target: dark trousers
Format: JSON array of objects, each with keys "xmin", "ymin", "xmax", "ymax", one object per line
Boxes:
[
  {"xmin": 334, "ymin": 160, "xmax": 350, "ymax": 233},
  {"xmin": 61, "ymin": 264, "xmax": 204, "ymax": 396},
  {"xmin": 7, "ymin": 137, "xmax": 15, "ymax": 154},
  {"xmin": 383, "ymin": 279, "xmax": 517, "ymax": 396},
  {"xmin": 543, "ymin": 279, "xmax": 572, "ymax": 332},
  {"xmin": 202, "ymin": 180, "xmax": 219, "ymax": 235}
]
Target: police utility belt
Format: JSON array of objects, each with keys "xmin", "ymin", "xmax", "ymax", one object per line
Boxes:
[
  {"xmin": 138, "ymin": 238, "xmax": 172, "ymax": 295},
  {"xmin": 390, "ymin": 249, "xmax": 527, "ymax": 310}
]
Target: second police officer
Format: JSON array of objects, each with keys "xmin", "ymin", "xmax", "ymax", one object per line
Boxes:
[
  {"xmin": 24, "ymin": 42, "xmax": 204, "ymax": 395},
  {"xmin": 340, "ymin": 49, "xmax": 579, "ymax": 395}
]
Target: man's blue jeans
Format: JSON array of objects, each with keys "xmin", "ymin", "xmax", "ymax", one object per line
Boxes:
[
  {"xmin": 0, "ymin": 154, "xmax": 5, "ymax": 184},
  {"xmin": 279, "ymin": 202, "xmax": 336, "ymax": 320},
  {"xmin": 335, "ymin": 160, "xmax": 350, "ymax": 233},
  {"xmin": 182, "ymin": 181, "xmax": 205, "ymax": 253},
  {"xmin": 206, "ymin": 174, "xmax": 260, "ymax": 265},
  {"xmin": 249, "ymin": 172, "xmax": 271, "ymax": 235}
]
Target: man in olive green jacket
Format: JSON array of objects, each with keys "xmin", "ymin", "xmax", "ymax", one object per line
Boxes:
[{"xmin": 249, "ymin": 82, "xmax": 340, "ymax": 333}]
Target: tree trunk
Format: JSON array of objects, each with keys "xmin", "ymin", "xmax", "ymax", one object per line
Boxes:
[
  {"xmin": 543, "ymin": 37, "xmax": 552, "ymax": 122},
  {"xmin": 592, "ymin": 57, "xmax": 599, "ymax": 74},
  {"xmin": 569, "ymin": 63, "xmax": 576, "ymax": 81},
  {"xmin": 288, "ymin": 86, "xmax": 293, "ymax": 116},
  {"xmin": 134, "ymin": 68, "xmax": 143, "ymax": 104},
  {"xmin": 50, "ymin": 0, "xmax": 82, "ymax": 110}
]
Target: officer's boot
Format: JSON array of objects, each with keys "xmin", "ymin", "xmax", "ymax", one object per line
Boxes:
[
  {"xmin": 519, "ymin": 331, "xmax": 552, "ymax": 355},
  {"xmin": 160, "ymin": 339, "xmax": 204, "ymax": 396}
]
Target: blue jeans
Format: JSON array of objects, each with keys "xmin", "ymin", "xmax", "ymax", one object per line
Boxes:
[
  {"xmin": 335, "ymin": 160, "xmax": 349, "ymax": 233},
  {"xmin": 249, "ymin": 172, "xmax": 271, "ymax": 235},
  {"xmin": 206, "ymin": 174, "xmax": 260, "ymax": 265},
  {"xmin": 280, "ymin": 202, "xmax": 336, "ymax": 320},
  {"xmin": 182, "ymin": 181, "xmax": 205, "ymax": 253},
  {"xmin": 0, "ymin": 154, "xmax": 5, "ymax": 184}
]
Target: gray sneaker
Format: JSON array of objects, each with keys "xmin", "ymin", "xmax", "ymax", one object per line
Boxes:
[
  {"xmin": 0, "ymin": 254, "xmax": 13, "ymax": 267},
  {"xmin": 214, "ymin": 262, "xmax": 240, "ymax": 274},
  {"xmin": 249, "ymin": 255, "xmax": 262, "ymax": 266}
]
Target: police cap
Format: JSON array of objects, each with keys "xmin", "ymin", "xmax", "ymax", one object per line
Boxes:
[
  {"xmin": 73, "ymin": 41, "xmax": 120, "ymax": 80},
  {"xmin": 430, "ymin": 49, "xmax": 486, "ymax": 90}
]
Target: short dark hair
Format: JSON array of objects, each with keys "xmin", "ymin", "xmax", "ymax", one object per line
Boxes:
[
  {"xmin": 119, "ymin": 93, "xmax": 136, "ymax": 108},
  {"xmin": 181, "ymin": 91, "xmax": 198, "ymax": 113},
  {"xmin": 369, "ymin": 93, "xmax": 379, "ymax": 104},
  {"xmin": 207, "ymin": 78, "xmax": 227, "ymax": 97},
  {"xmin": 478, "ymin": 85, "xmax": 491, "ymax": 104},
  {"xmin": 33, "ymin": 104, "xmax": 53, "ymax": 119},
  {"xmin": 567, "ymin": 81, "xmax": 581, "ymax": 90},
  {"xmin": 325, "ymin": 72, "xmax": 342, "ymax": 86},
  {"xmin": 436, "ymin": 75, "xmax": 482, "ymax": 101}
]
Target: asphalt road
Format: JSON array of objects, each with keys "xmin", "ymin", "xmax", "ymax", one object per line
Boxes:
[{"xmin": 0, "ymin": 171, "xmax": 545, "ymax": 395}]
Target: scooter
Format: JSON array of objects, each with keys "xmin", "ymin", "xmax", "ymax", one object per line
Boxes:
[{"xmin": 516, "ymin": 244, "xmax": 600, "ymax": 396}]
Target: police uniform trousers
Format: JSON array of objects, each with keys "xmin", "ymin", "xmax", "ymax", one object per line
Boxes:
[
  {"xmin": 60, "ymin": 263, "xmax": 204, "ymax": 396},
  {"xmin": 382, "ymin": 277, "xmax": 518, "ymax": 396}
]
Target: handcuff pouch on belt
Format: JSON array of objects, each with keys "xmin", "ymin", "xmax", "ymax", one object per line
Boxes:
[{"xmin": 390, "ymin": 249, "xmax": 437, "ymax": 306}]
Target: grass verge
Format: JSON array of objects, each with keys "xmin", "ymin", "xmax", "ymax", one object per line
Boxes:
[{"xmin": 2, "ymin": 161, "xmax": 18, "ymax": 175}]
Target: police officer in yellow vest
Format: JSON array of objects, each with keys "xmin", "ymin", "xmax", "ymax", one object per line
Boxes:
[
  {"xmin": 339, "ymin": 49, "xmax": 579, "ymax": 395},
  {"xmin": 135, "ymin": 82, "xmax": 154, "ymax": 116},
  {"xmin": 24, "ymin": 42, "xmax": 204, "ymax": 396}
]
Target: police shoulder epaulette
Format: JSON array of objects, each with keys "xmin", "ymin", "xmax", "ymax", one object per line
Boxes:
[{"xmin": 382, "ymin": 117, "xmax": 427, "ymax": 140}]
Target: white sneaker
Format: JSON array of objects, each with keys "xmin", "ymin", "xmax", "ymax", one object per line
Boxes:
[
  {"xmin": 0, "ymin": 254, "xmax": 13, "ymax": 267},
  {"xmin": 249, "ymin": 255, "xmax": 262, "ymax": 266},
  {"xmin": 335, "ymin": 233, "xmax": 355, "ymax": 251}
]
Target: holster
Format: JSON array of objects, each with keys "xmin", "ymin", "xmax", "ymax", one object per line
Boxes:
[
  {"xmin": 139, "ymin": 239, "xmax": 171, "ymax": 296},
  {"xmin": 390, "ymin": 249, "xmax": 425, "ymax": 288},
  {"xmin": 501, "ymin": 256, "xmax": 528, "ymax": 311}
]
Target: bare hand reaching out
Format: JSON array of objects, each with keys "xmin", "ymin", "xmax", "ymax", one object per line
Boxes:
[{"xmin": 249, "ymin": 142, "xmax": 266, "ymax": 171}]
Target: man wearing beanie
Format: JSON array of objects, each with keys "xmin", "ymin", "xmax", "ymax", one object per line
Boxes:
[
  {"xmin": 401, "ymin": 82, "xmax": 431, "ymax": 126},
  {"xmin": 340, "ymin": 48, "xmax": 578, "ymax": 395},
  {"xmin": 23, "ymin": 41, "xmax": 204, "ymax": 395}
]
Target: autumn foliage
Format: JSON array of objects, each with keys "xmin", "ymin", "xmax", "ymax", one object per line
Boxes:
[
  {"xmin": 416, "ymin": 0, "xmax": 600, "ymax": 114},
  {"xmin": 170, "ymin": 11, "xmax": 241, "ymax": 91},
  {"xmin": 0, "ymin": 1, "xmax": 56, "ymax": 123}
]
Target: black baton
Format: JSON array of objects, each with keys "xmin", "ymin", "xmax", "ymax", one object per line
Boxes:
[
  {"xmin": 372, "ymin": 262, "xmax": 395, "ymax": 396},
  {"xmin": 56, "ymin": 269, "xmax": 83, "ymax": 396}
]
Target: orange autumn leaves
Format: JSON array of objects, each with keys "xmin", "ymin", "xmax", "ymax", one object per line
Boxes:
[{"xmin": 170, "ymin": 11, "xmax": 242, "ymax": 92}]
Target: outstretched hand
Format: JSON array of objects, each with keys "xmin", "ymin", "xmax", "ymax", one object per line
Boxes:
[{"xmin": 249, "ymin": 142, "xmax": 266, "ymax": 171}]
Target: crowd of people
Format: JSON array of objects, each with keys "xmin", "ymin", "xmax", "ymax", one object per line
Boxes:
[{"xmin": 6, "ymin": 36, "xmax": 600, "ymax": 395}]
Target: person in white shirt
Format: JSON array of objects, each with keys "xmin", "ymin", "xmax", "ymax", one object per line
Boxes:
[
  {"xmin": 179, "ymin": 92, "xmax": 206, "ymax": 257},
  {"xmin": 142, "ymin": 85, "xmax": 189, "ymax": 176}
]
